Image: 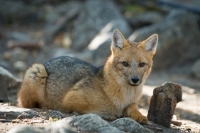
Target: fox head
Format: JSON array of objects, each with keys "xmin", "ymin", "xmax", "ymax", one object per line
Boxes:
[{"xmin": 107, "ymin": 29, "xmax": 158, "ymax": 86}]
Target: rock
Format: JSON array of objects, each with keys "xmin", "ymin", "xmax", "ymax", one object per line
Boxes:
[
  {"xmin": 8, "ymin": 119, "xmax": 77, "ymax": 133},
  {"xmin": 0, "ymin": 66, "xmax": 21, "ymax": 89},
  {"xmin": 45, "ymin": 121, "xmax": 77, "ymax": 133},
  {"xmin": 8, "ymin": 125, "xmax": 46, "ymax": 133},
  {"xmin": 190, "ymin": 59, "xmax": 200, "ymax": 79},
  {"xmin": 43, "ymin": 110, "xmax": 66, "ymax": 120},
  {"xmin": 44, "ymin": 1, "xmax": 81, "ymax": 45},
  {"xmin": 129, "ymin": 10, "xmax": 200, "ymax": 70},
  {"xmin": 72, "ymin": 0, "xmax": 132, "ymax": 51},
  {"xmin": 0, "ymin": 0, "xmax": 37, "ymax": 24},
  {"xmin": 147, "ymin": 82, "xmax": 182, "ymax": 128},
  {"xmin": 8, "ymin": 114, "xmax": 121, "ymax": 133},
  {"xmin": 0, "ymin": 61, "xmax": 11, "ymax": 71},
  {"xmin": 6, "ymin": 32, "xmax": 31, "ymax": 42},
  {"xmin": 129, "ymin": 12, "xmax": 164, "ymax": 29},
  {"xmin": 44, "ymin": 1, "xmax": 81, "ymax": 24},
  {"xmin": 13, "ymin": 61, "xmax": 27, "ymax": 72},
  {"xmin": 8, "ymin": 114, "xmax": 153, "ymax": 133},
  {"xmin": 157, "ymin": 0, "xmax": 200, "ymax": 14},
  {"xmin": 0, "ymin": 107, "xmax": 39, "ymax": 119},
  {"xmin": 111, "ymin": 118, "xmax": 153, "ymax": 133},
  {"xmin": 79, "ymin": 19, "xmax": 132, "ymax": 66},
  {"xmin": 62, "ymin": 114, "xmax": 122, "ymax": 133}
]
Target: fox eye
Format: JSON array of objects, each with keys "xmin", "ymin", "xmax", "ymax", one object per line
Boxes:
[
  {"xmin": 139, "ymin": 62, "xmax": 145, "ymax": 67},
  {"xmin": 122, "ymin": 61, "xmax": 129, "ymax": 67}
]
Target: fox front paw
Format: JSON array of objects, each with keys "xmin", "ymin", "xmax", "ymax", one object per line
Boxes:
[{"xmin": 130, "ymin": 114, "xmax": 148, "ymax": 124}]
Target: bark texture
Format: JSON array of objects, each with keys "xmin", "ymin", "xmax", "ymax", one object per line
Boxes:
[{"xmin": 147, "ymin": 82, "xmax": 182, "ymax": 128}]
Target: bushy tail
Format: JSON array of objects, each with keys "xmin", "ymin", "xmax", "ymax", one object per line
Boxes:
[{"xmin": 17, "ymin": 64, "xmax": 48, "ymax": 108}]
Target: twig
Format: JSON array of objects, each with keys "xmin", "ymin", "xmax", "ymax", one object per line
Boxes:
[
  {"xmin": 171, "ymin": 120, "xmax": 182, "ymax": 126},
  {"xmin": 7, "ymin": 40, "xmax": 44, "ymax": 50}
]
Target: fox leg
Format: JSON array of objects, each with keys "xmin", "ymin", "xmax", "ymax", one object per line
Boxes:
[
  {"xmin": 17, "ymin": 64, "xmax": 48, "ymax": 108},
  {"xmin": 123, "ymin": 103, "xmax": 148, "ymax": 124}
]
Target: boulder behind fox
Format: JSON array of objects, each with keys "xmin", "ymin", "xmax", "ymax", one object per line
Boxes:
[{"xmin": 18, "ymin": 29, "xmax": 158, "ymax": 124}]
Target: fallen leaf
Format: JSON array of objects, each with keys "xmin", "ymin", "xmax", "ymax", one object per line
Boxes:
[
  {"xmin": 49, "ymin": 117, "xmax": 53, "ymax": 122},
  {"xmin": 53, "ymin": 118, "xmax": 59, "ymax": 121}
]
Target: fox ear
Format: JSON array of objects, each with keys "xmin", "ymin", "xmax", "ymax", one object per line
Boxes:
[
  {"xmin": 111, "ymin": 29, "xmax": 125, "ymax": 50},
  {"xmin": 141, "ymin": 34, "xmax": 158, "ymax": 53}
]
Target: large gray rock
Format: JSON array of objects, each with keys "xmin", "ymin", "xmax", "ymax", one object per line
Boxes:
[
  {"xmin": 71, "ymin": 0, "xmax": 132, "ymax": 51},
  {"xmin": 0, "ymin": 66, "xmax": 21, "ymax": 102},
  {"xmin": 62, "ymin": 114, "xmax": 152, "ymax": 133},
  {"xmin": 44, "ymin": 1, "xmax": 81, "ymax": 24},
  {"xmin": 62, "ymin": 114, "xmax": 122, "ymax": 133},
  {"xmin": 129, "ymin": 10, "xmax": 200, "ymax": 70},
  {"xmin": 0, "ymin": 66, "xmax": 20, "ymax": 88},
  {"xmin": 0, "ymin": 0, "xmax": 37, "ymax": 24},
  {"xmin": 129, "ymin": 11, "xmax": 164, "ymax": 29},
  {"xmin": 78, "ymin": 19, "xmax": 132, "ymax": 66},
  {"xmin": 43, "ymin": 1, "xmax": 81, "ymax": 45},
  {"xmin": 8, "ymin": 114, "xmax": 153, "ymax": 133}
]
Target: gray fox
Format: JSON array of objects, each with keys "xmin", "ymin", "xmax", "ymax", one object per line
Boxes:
[{"xmin": 18, "ymin": 29, "xmax": 158, "ymax": 124}]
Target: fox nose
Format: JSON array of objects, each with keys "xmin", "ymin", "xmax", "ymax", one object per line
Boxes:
[{"xmin": 131, "ymin": 76, "xmax": 139, "ymax": 83}]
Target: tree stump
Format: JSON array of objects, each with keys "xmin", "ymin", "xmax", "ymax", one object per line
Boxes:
[{"xmin": 147, "ymin": 82, "xmax": 182, "ymax": 128}]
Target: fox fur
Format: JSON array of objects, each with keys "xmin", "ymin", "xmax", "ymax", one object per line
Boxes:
[{"xmin": 17, "ymin": 29, "xmax": 158, "ymax": 124}]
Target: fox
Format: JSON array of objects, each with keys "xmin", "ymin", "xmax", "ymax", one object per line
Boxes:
[{"xmin": 17, "ymin": 29, "xmax": 158, "ymax": 124}]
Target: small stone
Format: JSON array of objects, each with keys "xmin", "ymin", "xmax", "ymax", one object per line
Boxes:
[
  {"xmin": 44, "ymin": 110, "xmax": 66, "ymax": 120},
  {"xmin": 62, "ymin": 33, "xmax": 72, "ymax": 49},
  {"xmin": 10, "ymin": 48, "xmax": 29, "ymax": 62},
  {"xmin": 0, "ymin": 106, "xmax": 39, "ymax": 119},
  {"xmin": 13, "ymin": 61, "xmax": 27, "ymax": 72},
  {"xmin": 111, "ymin": 118, "xmax": 153, "ymax": 133},
  {"xmin": 3, "ymin": 52, "xmax": 11, "ymax": 61}
]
